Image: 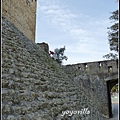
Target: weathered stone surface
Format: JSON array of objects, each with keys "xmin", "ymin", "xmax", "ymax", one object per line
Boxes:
[
  {"xmin": 7, "ymin": 115, "xmax": 16, "ymax": 120},
  {"xmin": 2, "ymin": 12, "xmax": 118, "ymax": 120},
  {"xmin": 37, "ymin": 42, "xmax": 49, "ymax": 54},
  {"xmin": 2, "ymin": 0, "xmax": 37, "ymax": 42},
  {"xmin": 63, "ymin": 60, "xmax": 118, "ymax": 118}
]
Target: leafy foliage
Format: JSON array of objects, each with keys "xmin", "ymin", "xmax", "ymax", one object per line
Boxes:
[
  {"xmin": 103, "ymin": 10, "xmax": 119, "ymax": 60},
  {"xmin": 103, "ymin": 53, "xmax": 118, "ymax": 60},
  {"xmin": 54, "ymin": 46, "xmax": 68, "ymax": 64},
  {"xmin": 111, "ymin": 84, "xmax": 118, "ymax": 92}
]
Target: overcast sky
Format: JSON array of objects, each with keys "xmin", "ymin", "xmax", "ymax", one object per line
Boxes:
[{"xmin": 35, "ymin": 0, "xmax": 118, "ymax": 65}]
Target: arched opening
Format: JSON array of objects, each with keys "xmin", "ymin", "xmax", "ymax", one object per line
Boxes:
[
  {"xmin": 106, "ymin": 79, "xmax": 118, "ymax": 118},
  {"xmin": 111, "ymin": 83, "xmax": 119, "ymax": 118},
  {"xmin": 98, "ymin": 62, "xmax": 102, "ymax": 70},
  {"xmin": 84, "ymin": 63, "xmax": 88, "ymax": 71}
]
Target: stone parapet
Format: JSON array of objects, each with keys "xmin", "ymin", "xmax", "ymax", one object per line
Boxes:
[{"xmin": 37, "ymin": 42, "xmax": 49, "ymax": 54}]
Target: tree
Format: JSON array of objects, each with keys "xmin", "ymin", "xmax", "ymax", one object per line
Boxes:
[
  {"xmin": 111, "ymin": 84, "xmax": 118, "ymax": 93},
  {"xmin": 103, "ymin": 10, "xmax": 119, "ymax": 60},
  {"xmin": 54, "ymin": 46, "xmax": 68, "ymax": 64}
]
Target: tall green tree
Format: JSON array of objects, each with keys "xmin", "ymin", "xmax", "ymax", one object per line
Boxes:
[
  {"xmin": 54, "ymin": 46, "xmax": 68, "ymax": 64},
  {"xmin": 103, "ymin": 10, "xmax": 119, "ymax": 60}
]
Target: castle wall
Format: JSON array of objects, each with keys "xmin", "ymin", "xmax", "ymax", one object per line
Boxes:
[
  {"xmin": 2, "ymin": 0, "xmax": 37, "ymax": 42},
  {"xmin": 2, "ymin": 16, "xmax": 108, "ymax": 120},
  {"xmin": 2, "ymin": 1, "xmax": 118, "ymax": 119},
  {"xmin": 65, "ymin": 60, "xmax": 118, "ymax": 78},
  {"xmin": 63, "ymin": 60, "xmax": 118, "ymax": 118}
]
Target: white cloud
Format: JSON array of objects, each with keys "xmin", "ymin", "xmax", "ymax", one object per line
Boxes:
[
  {"xmin": 38, "ymin": 0, "xmax": 78, "ymax": 32},
  {"xmin": 36, "ymin": 0, "xmax": 111, "ymax": 65},
  {"xmin": 37, "ymin": 0, "xmax": 110, "ymax": 41}
]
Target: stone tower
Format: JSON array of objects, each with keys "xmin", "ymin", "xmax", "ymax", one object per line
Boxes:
[{"xmin": 2, "ymin": 0, "xmax": 37, "ymax": 42}]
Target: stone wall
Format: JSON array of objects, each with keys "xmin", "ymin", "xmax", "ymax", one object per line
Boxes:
[
  {"xmin": 65, "ymin": 60, "xmax": 118, "ymax": 77},
  {"xmin": 2, "ymin": 0, "xmax": 37, "ymax": 42},
  {"xmin": 37, "ymin": 42, "xmax": 49, "ymax": 54},
  {"xmin": 2, "ymin": 16, "xmax": 108, "ymax": 120},
  {"xmin": 63, "ymin": 66, "xmax": 110, "ymax": 118},
  {"xmin": 63, "ymin": 60, "xmax": 118, "ymax": 118},
  {"xmin": 64, "ymin": 60, "xmax": 118, "ymax": 84}
]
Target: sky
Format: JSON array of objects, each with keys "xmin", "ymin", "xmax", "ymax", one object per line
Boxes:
[{"xmin": 35, "ymin": 0, "xmax": 118, "ymax": 65}]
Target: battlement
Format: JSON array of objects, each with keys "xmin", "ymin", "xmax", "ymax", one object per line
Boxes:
[
  {"xmin": 65, "ymin": 60, "xmax": 118, "ymax": 76},
  {"xmin": 2, "ymin": 0, "xmax": 37, "ymax": 42}
]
